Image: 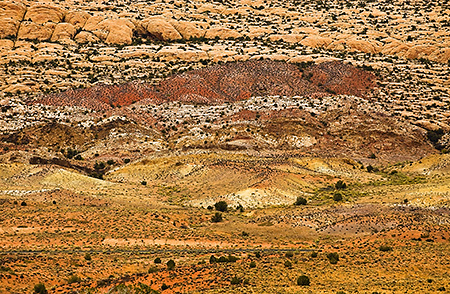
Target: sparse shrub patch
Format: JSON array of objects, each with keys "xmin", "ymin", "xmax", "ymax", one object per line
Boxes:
[{"xmin": 297, "ymin": 275, "xmax": 310, "ymax": 286}]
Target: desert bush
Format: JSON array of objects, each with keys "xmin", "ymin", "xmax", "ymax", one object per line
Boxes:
[
  {"xmin": 33, "ymin": 283, "xmax": 47, "ymax": 294},
  {"xmin": 67, "ymin": 275, "xmax": 81, "ymax": 284},
  {"xmin": 148, "ymin": 266, "xmax": 159, "ymax": 273},
  {"xmin": 21, "ymin": 201, "xmax": 27, "ymax": 206},
  {"xmin": 161, "ymin": 283, "xmax": 169, "ymax": 290},
  {"xmin": 335, "ymin": 180, "xmax": 347, "ymax": 189},
  {"xmin": 107, "ymin": 159, "xmax": 115, "ymax": 165},
  {"xmin": 154, "ymin": 257, "xmax": 161, "ymax": 264},
  {"xmin": 209, "ymin": 255, "xmax": 217, "ymax": 264},
  {"xmin": 84, "ymin": 252, "xmax": 92, "ymax": 261},
  {"xmin": 333, "ymin": 192, "xmax": 343, "ymax": 202},
  {"xmin": 123, "ymin": 158, "xmax": 131, "ymax": 164},
  {"xmin": 211, "ymin": 212, "xmax": 223, "ymax": 222},
  {"xmin": 310, "ymin": 252, "xmax": 318, "ymax": 258},
  {"xmin": 255, "ymin": 252, "xmax": 261, "ymax": 258},
  {"xmin": 285, "ymin": 251, "xmax": 294, "ymax": 258},
  {"xmin": 327, "ymin": 252, "xmax": 339, "ymax": 264},
  {"xmin": 141, "ymin": 181, "xmax": 147, "ymax": 186},
  {"xmin": 295, "ymin": 196, "xmax": 307, "ymax": 205},
  {"xmin": 284, "ymin": 260, "xmax": 292, "ymax": 268},
  {"xmin": 214, "ymin": 201, "xmax": 228, "ymax": 212},
  {"xmin": 231, "ymin": 276, "xmax": 242, "ymax": 285},
  {"xmin": 166, "ymin": 259, "xmax": 175, "ymax": 270},
  {"xmin": 249, "ymin": 261, "xmax": 256, "ymax": 268},
  {"xmin": 379, "ymin": 245, "xmax": 392, "ymax": 252},
  {"xmin": 297, "ymin": 275, "xmax": 310, "ymax": 286}
]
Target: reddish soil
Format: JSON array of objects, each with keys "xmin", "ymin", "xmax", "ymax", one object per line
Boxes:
[{"xmin": 31, "ymin": 60, "xmax": 376, "ymax": 110}]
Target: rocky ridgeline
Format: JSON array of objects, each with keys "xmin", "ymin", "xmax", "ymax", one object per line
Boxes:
[
  {"xmin": 31, "ymin": 60, "xmax": 375, "ymax": 109},
  {"xmin": 0, "ymin": 0, "xmax": 449, "ymax": 61}
]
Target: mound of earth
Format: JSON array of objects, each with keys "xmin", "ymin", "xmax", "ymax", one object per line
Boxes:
[{"xmin": 30, "ymin": 60, "xmax": 376, "ymax": 110}]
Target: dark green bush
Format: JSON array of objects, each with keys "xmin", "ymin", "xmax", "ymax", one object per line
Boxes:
[
  {"xmin": 166, "ymin": 259, "xmax": 175, "ymax": 270},
  {"xmin": 327, "ymin": 252, "xmax": 339, "ymax": 264},
  {"xmin": 285, "ymin": 251, "xmax": 294, "ymax": 258},
  {"xmin": 333, "ymin": 192, "xmax": 343, "ymax": 202},
  {"xmin": 297, "ymin": 275, "xmax": 310, "ymax": 286},
  {"xmin": 295, "ymin": 196, "xmax": 307, "ymax": 205},
  {"xmin": 249, "ymin": 261, "xmax": 256, "ymax": 268},
  {"xmin": 67, "ymin": 275, "xmax": 81, "ymax": 284},
  {"xmin": 284, "ymin": 260, "xmax": 292, "ymax": 268},
  {"xmin": 310, "ymin": 252, "xmax": 318, "ymax": 258},
  {"xmin": 231, "ymin": 276, "xmax": 242, "ymax": 285},
  {"xmin": 154, "ymin": 257, "xmax": 161, "ymax": 264},
  {"xmin": 335, "ymin": 180, "xmax": 347, "ymax": 190},
  {"xmin": 161, "ymin": 283, "xmax": 169, "ymax": 290},
  {"xmin": 379, "ymin": 245, "xmax": 392, "ymax": 252},
  {"xmin": 211, "ymin": 212, "xmax": 223, "ymax": 223},
  {"xmin": 33, "ymin": 283, "xmax": 47, "ymax": 294},
  {"xmin": 214, "ymin": 201, "xmax": 228, "ymax": 212}
]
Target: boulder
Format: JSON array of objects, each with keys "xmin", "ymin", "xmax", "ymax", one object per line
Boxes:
[
  {"xmin": 269, "ymin": 34, "xmax": 304, "ymax": 43},
  {"xmin": 429, "ymin": 48, "xmax": 450, "ymax": 63},
  {"xmin": 74, "ymin": 31, "xmax": 100, "ymax": 43},
  {"xmin": 205, "ymin": 27, "xmax": 242, "ymax": 40},
  {"xmin": 0, "ymin": 2, "xmax": 26, "ymax": 39},
  {"xmin": 23, "ymin": 5, "xmax": 65, "ymax": 24},
  {"xmin": 381, "ymin": 39, "xmax": 410, "ymax": 56},
  {"xmin": 0, "ymin": 1, "xmax": 26, "ymax": 20},
  {"xmin": 65, "ymin": 11, "xmax": 90, "ymax": 29},
  {"xmin": 300, "ymin": 35, "xmax": 333, "ymax": 48},
  {"xmin": 17, "ymin": 21, "xmax": 56, "ymax": 41},
  {"xmin": 51, "ymin": 23, "xmax": 76, "ymax": 42},
  {"xmin": 0, "ymin": 38, "xmax": 14, "ymax": 51},
  {"xmin": 169, "ymin": 20, "xmax": 203, "ymax": 40},
  {"xmin": 98, "ymin": 18, "xmax": 135, "ymax": 45},
  {"xmin": 83, "ymin": 15, "xmax": 105, "ymax": 31},
  {"xmin": 0, "ymin": 18, "xmax": 19, "ymax": 39},
  {"xmin": 405, "ymin": 45, "xmax": 436, "ymax": 60},
  {"xmin": 328, "ymin": 38, "xmax": 379, "ymax": 54},
  {"xmin": 138, "ymin": 17, "xmax": 182, "ymax": 41}
]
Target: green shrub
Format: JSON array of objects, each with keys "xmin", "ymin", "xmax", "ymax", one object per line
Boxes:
[
  {"xmin": 161, "ymin": 283, "xmax": 169, "ymax": 290},
  {"xmin": 284, "ymin": 260, "xmax": 292, "ymax": 268},
  {"xmin": 327, "ymin": 252, "xmax": 339, "ymax": 264},
  {"xmin": 231, "ymin": 276, "xmax": 242, "ymax": 285},
  {"xmin": 33, "ymin": 283, "xmax": 47, "ymax": 294},
  {"xmin": 335, "ymin": 180, "xmax": 347, "ymax": 189},
  {"xmin": 123, "ymin": 158, "xmax": 131, "ymax": 164},
  {"xmin": 379, "ymin": 245, "xmax": 392, "ymax": 252},
  {"xmin": 249, "ymin": 261, "xmax": 256, "ymax": 268},
  {"xmin": 154, "ymin": 257, "xmax": 161, "ymax": 264},
  {"xmin": 84, "ymin": 252, "xmax": 92, "ymax": 261},
  {"xmin": 141, "ymin": 181, "xmax": 147, "ymax": 186},
  {"xmin": 310, "ymin": 252, "xmax": 318, "ymax": 258},
  {"xmin": 67, "ymin": 275, "xmax": 81, "ymax": 284},
  {"xmin": 148, "ymin": 266, "xmax": 159, "ymax": 273},
  {"xmin": 285, "ymin": 251, "xmax": 294, "ymax": 258},
  {"xmin": 211, "ymin": 212, "xmax": 223, "ymax": 223},
  {"xmin": 333, "ymin": 192, "xmax": 343, "ymax": 202},
  {"xmin": 297, "ymin": 275, "xmax": 310, "ymax": 286},
  {"xmin": 166, "ymin": 259, "xmax": 175, "ymax": 270},
  {"xmin": 214, "ymin": 201, "xmax": 228, "ymax": 212},
  {"xmin": 295, "ymin": 196, "xmax": 307, "ymax": 205},
  {"xmin": 209, "ymin": 255, "xmax": 217, "ymax": 264}
]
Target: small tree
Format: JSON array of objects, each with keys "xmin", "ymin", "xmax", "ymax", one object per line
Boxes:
[
  {"xmin": 297, "ymin": 275, "xmax": 310, "ymax": 286},
  {"xmin": 335, "ymin": 180, "xmax": 347, "ymax": 190},
  {"xmin": 295, "ymin": 196, "xmax": 307, "ymax": 205},
  {"xmin": 327, "ymin": 252, "xmax": 339, "ymax": 264},
  {"xmin": 211, "ymin": 212, "xmax": 223, "ymax": 223},
  {"xmin": 33, "ymin": 283, "xmax": 47, "ymax": 294},
  {"xmin": 333, "ymin": 192, "xmax": 343, "ymax": 202},
  {"xmin": 214, "ymin": 201, "xmax": 228, "ymax": 212},
  {"xmin": 166, "ymin": 259, "xmax": 175, "ymax": 270}
]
